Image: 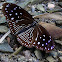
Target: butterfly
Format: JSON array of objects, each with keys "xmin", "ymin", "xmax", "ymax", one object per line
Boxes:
[{"xmin": 2, "ymin": 3, "xmax": 55, "ymax": 52}]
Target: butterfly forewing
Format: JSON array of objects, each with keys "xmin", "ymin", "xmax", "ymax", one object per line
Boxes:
[
  {"xmin": 2, "ymin": 3, "xmax": 34, "ymax": 25},
  {"xmin": 8, "ymin": 20, "xmax": 21, "ymax": 34},
  {"xmin": 2, "ymin": 3, "xmax": 35, "ymax": 35}
]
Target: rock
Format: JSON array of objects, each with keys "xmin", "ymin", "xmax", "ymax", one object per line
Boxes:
[
  {"xmin": 36, "ymin": 4, "xmax": 45, "ymax": 11},
  {"xmin": 55, "ymin": 40, "xmax": 62, "ymax": 45},
  {"xmin": 6, "ymin": 0, "xmax": 16, "ymax": 3},
  {"xmin": 58, "ymin": 51, "xmax": 62, "ymax": 56},
  {"xmin": 58, "ymin": 2, "xmax": 62, "ymax": 7},
  {"xmin": 46, "ymin": 56, "xmax": 56, "ymax": 62},
  {"xmin": 50, "ymin": 51, "xmax": 58, "ymax": 58},
  {"xmin": 0, "ymin": 42, "xmax": 13, "ymax": 52},
  {"xmin": 0, "ymin": 16, "xmax": 7, "ymax": 23},
  {"xmin": 23, "ymin": 50, "xmax": 31, "ymax": 59},
  {"xmin": 17, "ymin": 0, "xmax": 35, "ymax": 8},
  {"xmin": 0, "ymin": 26, "xmax": 8, "ymax": 33},
  {"xmin": 56, "ymin": 20, "xmax": 62, "ymax": 25},
  {"xmin": 34, "ymin": 50, "xmax": 42, "ymax": 60},
  {"xmin": 59, "ymin": 56, "xmax": 62, "ymax": 61}
]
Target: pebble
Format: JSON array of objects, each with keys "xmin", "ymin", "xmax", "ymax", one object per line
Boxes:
[
  {"xmin": 23, "ymin": 50, "xmax": 31, "ymax": 59},
  {"xmin": 50, "ymin": 51, "xmax": 58, "ymax": 58},
  {"xmin": 59, "ymin": 56, "xmax": 62, "ymax": 61},
  {"xmin": 56, "ymin": 21, "xmax": 62, "ymax": 25},
  {"xmin": 55, "ymin": 40, "xmax": 62, "ymax": 45},
  {"xmin": 36, "ymin": 4, "xmax": 45, "ymax": 11},
  {"xmin": 34, "ymin": 50, "xmax": 42, "ymax": 60},
  {"xmin": 46, "ymin": 56, "xmax": 56, "ymax": 62},
  {"xmin": 0, "ymin": 26, "xmax": 8, "ymax": 33},
  {"xmin": 58, "ymin": 50, "xmax": 62, "ymax": 56}
]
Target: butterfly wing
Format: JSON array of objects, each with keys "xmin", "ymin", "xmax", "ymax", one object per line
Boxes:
[
  {"xmin": 16, "ymin": 27, "xmax": 35, "ymax": 48},
  {"xmin": 33, "ymin": 24, "xmax": 55, "ymax": 52},
  {"xmin": 16, "ymin": 24, "xmax": 54, "ymax": 52},
  {"xmin": 2, "ymin": 3, "xmax": 34, "ymax": 25},
  {"xmin": 2, "ymin": 3, "xmax": 55, "ymax": 52},
  {"xmin": 2, "ymin": 3, "xmax": 35, "ymax": 35}
]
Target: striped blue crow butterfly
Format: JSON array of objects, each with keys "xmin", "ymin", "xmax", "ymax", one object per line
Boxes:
[{"xmin": 2, "ymin": 3, "xmax": 55, "ymax": 52}]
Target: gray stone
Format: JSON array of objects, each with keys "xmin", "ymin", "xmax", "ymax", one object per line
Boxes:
[
  {"xmin": 0, "ymin": 26, "xmax": 8, "ymax": 33},
  {"xmin": 46, "ymin": 56, "xmax": 56, "ymax": 62},
  {"xmin": 0, "ymin": 42, "xmax": 13, "ymax": 52},
  {"xmin": 56, "ymin": 21, "xmax": 62, "ymax": 25},
  {"xmin": 34, "ymin": 50, "xmax": 42, "ymax": 60},
  {"xmin": 50, "ymin": 51, "xmax": 58, "ymax": 58},
  {"xmin": 55, "ymin": 40, "xmax": 62, "ymax": 45},
  {"xmin": 59, "ymin": 56, "xmax": 62, "ymax": 61}
]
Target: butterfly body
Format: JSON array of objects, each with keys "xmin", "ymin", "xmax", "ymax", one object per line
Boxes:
[{"xmin": 2, "ymin": 3, "xmax": 55, "ymax": 52}]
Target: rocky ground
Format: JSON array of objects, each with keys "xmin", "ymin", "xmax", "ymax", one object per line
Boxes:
[{"xmin": 0, "ymin": 0, "xmax": 62, "ymax": 62}]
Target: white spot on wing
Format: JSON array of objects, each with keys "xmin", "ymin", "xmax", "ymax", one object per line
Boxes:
[
  {"xmin": 37, "ymin": 42, "xmax": 40, "ymax": 45},
  {"xmin": 48, "ymin": 39, "xmax": 51, "ymax": 43},
  {"xmin": 42, "ymin": 44, "xmax": 44, "ymax": 46},
  {"xmin": 48, "ymin": 48, "xmax": 50, "ymax": 50},
  {"xmin": 20, "ymin": 13, "xmax": 22, "ymax": 15},
  {"xmin": 6, "ymin": 4, "xmax": 10, "ymax": 7},
  {"xmin": 40, "ymin": 37, "xmax": 42, "ymax": 39},
  {"xmin": 49, "ymin": 36, "xmax": 51, "ymax": 38},
  {"xmin": 33, "ymin": 42, "xmax": 35, "ymax": 44},
  {"xmin": 11, "ymin": 17, "xmax": 14, "ymax": 20},
  {"xmin": 5, "ymin": 8, "xmax": 7, "ymax": 10},
  {"xmin": 45, "ymin": 47, "xmax": 47, "ymax": 49},
  {"xmin": 51, "ymin": 47, "xmax": 53, "ymax": 50},
  {"xmin": 15, "ymin": 13, "xmax": 18, "ymax": 15},
  {"xmin": 11, "ymin": 10, "xmax": 13, "ymax": 12},
  {"xmin": 14, "ymin": 8, "xmax": 16, "ymax": 10},
  {"xmin": 43, "ymin": 39, "xmax": 45, "ymax": 41},
  {"xmin": 6, "ymin": 11, "xmax": 8, "ymax": 13},
  {"xmin": 5, "ymin": 15, "xmax": 7, "ymax": 16},
  {"xmin": 43, "ymin": 35, "xmax": 45, "ymax": 37},
  {"xmin": 46, "ymin": 43, "xmax": 48, "ymax": 45},
  {"xmin": 18, "ymin": 16, "xmax": 19, "ymax": 18},
  {"xmin": 9, "ymin": 14, "xmax": 12, "ymax": 16},
  {"xmin": 35, "ymin": 37, "xmax": 37, "ymax": 41}
]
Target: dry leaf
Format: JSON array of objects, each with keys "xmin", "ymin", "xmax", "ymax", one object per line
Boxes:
[
  {"xmin": 33, "ymin": 13, "xmax": 62, "ymax": 20},
  {"xmin": 39, "ymin": 22, "xmax": 62, "ymax": 39}
]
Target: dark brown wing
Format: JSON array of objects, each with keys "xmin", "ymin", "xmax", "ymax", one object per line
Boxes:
[
  {"xmin": 2, "ymin": 3, "xmax": 34, "ymax": 25},
  {"xmin": 33, "ymin": 24, "xmax": 55, "ymax": 52},
  {"xmin": 16, "ymin": 24, "xmax": 55, "ymax": 52},
  {"xmin": 16, "ymin": 27, "xmax": 35, "ymax": 48},
  {"xmin": 2, "ymin": 3, "xmax": 35, "ymax": 35}
]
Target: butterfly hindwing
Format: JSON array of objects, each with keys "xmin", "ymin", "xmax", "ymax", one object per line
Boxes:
[
  {"xmin": 17, "ymin": 27, "xmax": 35, "ymax": 48},
  {"xmin": 33, "ymin": 24, "xmax": 55, "ymax": 52}
]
